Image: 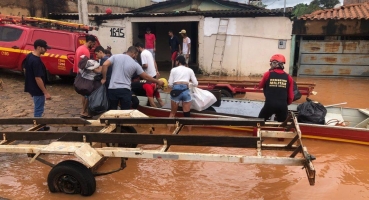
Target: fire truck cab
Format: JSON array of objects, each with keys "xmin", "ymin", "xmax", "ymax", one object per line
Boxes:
[{"xmin": 0, "ymin": 15, "xmax": 100, "ymax": 81}]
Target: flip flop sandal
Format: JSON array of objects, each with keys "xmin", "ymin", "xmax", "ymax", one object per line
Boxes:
[{"xmin": 80, "ymin": 115, "xmax": 93, "ymax": 119}]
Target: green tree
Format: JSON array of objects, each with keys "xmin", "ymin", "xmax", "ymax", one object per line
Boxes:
[
  {"xmin": 320, "ymin": 0, "xmax": 340, "ymax": 8},
  {"xmin": 310, "ymin": 0, "xmax": 321, "ymax": 7},
  {"xmin": 292, "ymin": 0, "xmax": 340, "ymax": 18},
  {"xmin": 292, "ymin": 3, "xmax": 309, "ymax": 17},
  {"xmin": 308, "ymin": 0, "xmax": 321, "ymax": 12},
  {"xmin": 250, "ymin": 0, "xmax": 267, "ymax": 8},
  {"xmin": 292, "ymin": 3, "xmax": 320, "ymax": 18}
]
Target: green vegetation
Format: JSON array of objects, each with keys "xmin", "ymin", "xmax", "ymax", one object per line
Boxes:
[{"xmin": 292, "ymin": 0, "xmax": 340, "ymax": 18}]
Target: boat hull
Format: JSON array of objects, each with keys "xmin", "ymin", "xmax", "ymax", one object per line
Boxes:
[{"xmin": 138, "ymin": 105, "xmax": 369, "ymax": 145}]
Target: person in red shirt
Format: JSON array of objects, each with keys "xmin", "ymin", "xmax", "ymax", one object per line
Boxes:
[
  {"xmin": 145, "ymin": 27, "xmax": 156, "ymax": 58},
  {"xmin": 131, "ymin": 78, "xmax": 168, "ymax": 108},
  {"xmin": 73, "ymin": 35, "xmax": 96, "ymax": 118},
  {"xmin": 73, "ymin": 35, "xmax": 96, "ymax": 74},
  {"xmin": 257, "ymin": 54, "xmax": 294, "ymax": 122}
]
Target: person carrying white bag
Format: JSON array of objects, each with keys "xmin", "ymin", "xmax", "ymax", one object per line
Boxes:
[{"xmin": 168, "ymin": 55, "xmax": 198, "ymax": 131}]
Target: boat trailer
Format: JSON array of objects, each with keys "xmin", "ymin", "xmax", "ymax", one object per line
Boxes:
[{"xmin": 0, "ymin": 110, "xmax": 316, "ymax": 196}]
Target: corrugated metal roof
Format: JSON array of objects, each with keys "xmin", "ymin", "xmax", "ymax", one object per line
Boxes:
[
  {"xmin": 49, "ymin": 9, "xmax": 291, "ymax": 20},
  {"xmin": 49, "ymin": 0, "xmax": 292, "ymax": 20},
  {"xmin": 299, "ymin": 2, "xmax": 369, "ymax": 20},
  {"xmin": 129, "ymin": 0, "xmax": 262, "ymax": 13}
]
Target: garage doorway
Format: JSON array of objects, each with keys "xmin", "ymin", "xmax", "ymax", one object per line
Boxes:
[{"xmin": 132, "ymin": 21, "xmax": 199, "ymax": 72}]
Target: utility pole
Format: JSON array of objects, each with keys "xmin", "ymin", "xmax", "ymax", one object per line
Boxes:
[
  {"xmin": 283, "ymin": 0, "xmax": 286, "ymax": 14},
  {"xmin": 78, "ymin": 0, "xmax": 89, "ymax": 25}
]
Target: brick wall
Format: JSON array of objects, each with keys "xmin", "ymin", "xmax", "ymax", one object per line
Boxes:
[
  {"xmin": 0, "ymin": 0, "xmax": 146, "ymax": 17},
  {"xmin": 343, "ymin": 0, "xmax": 369, "ymax": 5}
]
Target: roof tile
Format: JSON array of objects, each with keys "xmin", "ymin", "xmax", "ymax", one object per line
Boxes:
[{"xmin": 299, "ymin": 2, "xmax": 369, "ymax": 20}]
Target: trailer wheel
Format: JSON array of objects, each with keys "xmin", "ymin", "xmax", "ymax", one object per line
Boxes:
[
  {"xmin": 47, "ymin": 160, "xmax": 96, "ymax": 196},
  {"xmin": 220, "ymin": 89, "xmax": 233, "ymax": 98},
  {"xmin": 46, "ymin": 70, "xmax": 57, "ymax": 83},
  {"xmin": 106, "ymin": 126, "xmax": 137, "ymax": 148}
]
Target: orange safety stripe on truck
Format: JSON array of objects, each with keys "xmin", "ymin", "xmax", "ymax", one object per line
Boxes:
[
  {"xmin": 0, "ymin": 47, "xmax": 68, "ymax": 59},
  {"xmin": 0, "ymin": 47, "xmax": 22, "ymax": 53}
]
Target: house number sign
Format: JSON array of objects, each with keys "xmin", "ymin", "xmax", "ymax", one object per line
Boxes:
[{"xmin": 110, "ymin": 28, "xmax": 125, "ymax": 38}]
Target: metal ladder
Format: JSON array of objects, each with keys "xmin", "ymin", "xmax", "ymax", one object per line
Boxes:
[{"xmin": 210, "ymin": 18, "xmax": 229, "ymax": 77}]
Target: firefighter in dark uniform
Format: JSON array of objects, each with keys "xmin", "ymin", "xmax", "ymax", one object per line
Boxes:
[
  {"xmin": 257, "ymin": 54, "xmax": 294, "ymax": 122},
  {"xmin": 131, "ymin": 78, "xmax": 168, "ymax": 108}
]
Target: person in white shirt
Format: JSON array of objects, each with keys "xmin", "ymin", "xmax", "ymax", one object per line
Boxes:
[
  {"xmin": 179, "ymin": 29, "xmax": 191, "ymax": 66},
  {"xmin": 168, "ymin": 55, "xmax": 198, "ymax": 121},
  {"xmin": 135, "ymin": 42, "xmax": 159, "ymax": 78}
]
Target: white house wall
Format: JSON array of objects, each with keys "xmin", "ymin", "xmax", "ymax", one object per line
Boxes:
[
  {"xmin": 90, "ymin": 16, "xmax": 292, "ymax": 77},
  {"xmin": 89, "ymin": 18, "xmax": 129, "ymax": 54},
  {"xmin": 203, "ymin": 17, "xmax": 292, "ymax": 76},
  {"xmin": 91, "ymin": 16, "xmax": 202, "ymax": 56}
]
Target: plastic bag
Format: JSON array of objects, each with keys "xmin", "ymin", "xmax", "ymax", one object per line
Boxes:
[
  {"xmin": 88, "ymin": 85, "xmax": 109, "ymax": 116},
  {"xmin": 190, "ymin": 87, "xmax": 217, "ymax": 111},
  {"xmin": 78, "ymin": 55, "xmax": 88, "ymax": 70},
  {"xmin": 293, "ymin": 81, "xmax": 302, "ymax": 101},
  {"xmin": 297, "ymin": 98, "xmax": 327, "ymax": 124},
  {"xmin": 74, "ymin": 73, "xmax": 94, "ymax": 96}
]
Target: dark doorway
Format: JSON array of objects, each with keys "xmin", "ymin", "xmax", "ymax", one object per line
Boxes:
[
  {"xmin": 132, "ymin": 21, "xmax": 199, "ymax": 72},
  {"xmin": 293, "ymin": 35, "xmax": 301, "ymax": 76}
]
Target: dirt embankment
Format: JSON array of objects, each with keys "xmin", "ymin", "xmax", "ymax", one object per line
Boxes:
[
  {"xmin": 0, "ymin": 0, "xmax": 68, "ymax": 17},
  {"xmin": 0, "ymin": 0, "xmax": 131, "ymax": 18}
]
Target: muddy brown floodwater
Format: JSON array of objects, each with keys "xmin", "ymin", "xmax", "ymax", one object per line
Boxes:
[{"xmin": 1, "ymin": 70, "xmax": 369, "ymax": 200}]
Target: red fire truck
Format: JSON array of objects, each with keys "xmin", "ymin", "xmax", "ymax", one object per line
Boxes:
[{"xmin": 0, "ymin": 15, "xmax": 100, "ymax": 81}]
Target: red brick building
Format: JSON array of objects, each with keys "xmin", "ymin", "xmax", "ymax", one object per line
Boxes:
[
  {"xmin": 344, "ymin": 0, "xmax": 369, "ymax": 5},
  {"xmin": 293, "ymin": 2, "xmax": 369, "ymax": 77}
]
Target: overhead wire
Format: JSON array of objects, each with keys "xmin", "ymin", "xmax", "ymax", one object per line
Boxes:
[{"xmin": 263, "ymin": 0, "xmax": 280, "ymax": 7}]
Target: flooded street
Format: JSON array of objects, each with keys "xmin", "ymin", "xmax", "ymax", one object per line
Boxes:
[
  {"xmin": 1, "ymin": 133, "xmax": 369, "ymax": 200},
  {"xmin": 261, "ymin": 76, "xmax": 369, "ymax": 108},
  {"xmin": 203, "ymin": 75, "xmax": 369, "ymax": 109},
  {"xmin": 1, "ymin": 70, "xmax": 369, "ymax": 199}
]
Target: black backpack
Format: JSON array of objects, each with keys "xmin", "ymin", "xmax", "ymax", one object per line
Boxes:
[
  {"xmin": 297, "ymin": 98, "xmax": 327, "ymax": 124},
  {"xmin": 293, "ymin": 81, "xmax": 302, "ymax": 101}
]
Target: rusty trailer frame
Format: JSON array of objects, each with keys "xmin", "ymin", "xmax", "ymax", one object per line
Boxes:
[{"xmin": 0, "ymin": 110, "xmax": 316, "ymax": 196}]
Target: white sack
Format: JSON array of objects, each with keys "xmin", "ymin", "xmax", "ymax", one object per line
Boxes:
[{"xmin": 190, "ymin": 87, "xmax": 217, "ymax": 111}]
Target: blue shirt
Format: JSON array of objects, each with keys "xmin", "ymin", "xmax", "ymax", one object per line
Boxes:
[{"xmin": 169, "ymin": 35, "xmax": 180, "ymax": 53}]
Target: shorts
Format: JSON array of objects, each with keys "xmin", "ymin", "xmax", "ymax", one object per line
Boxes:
[
  {"xmin": 171, "ymin": 51, "xmax": 178, "ymax": 61},
  {"xmin": 170, "ymin": 84, "xmax": 191, "ymax": 103},
  {"xmin": 181, "ymin": 54, "xmax": 190, "ymax": 65},
  {"xmin": 147, "ymin": 49, "xmax": 155, "ymax": 59}
]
